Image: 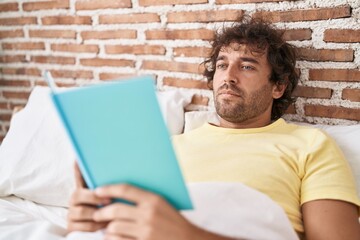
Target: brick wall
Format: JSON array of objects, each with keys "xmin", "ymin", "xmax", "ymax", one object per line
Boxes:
[{"xmin": 0, "ymin": 0, "xmax": 359, "ymax": 141}]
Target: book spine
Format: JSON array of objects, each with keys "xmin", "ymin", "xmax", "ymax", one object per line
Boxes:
[{"xmin": 51, "ymin": 93, "xmax": 95, "ymax": 189}]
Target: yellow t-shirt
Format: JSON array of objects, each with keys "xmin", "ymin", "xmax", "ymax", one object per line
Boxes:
[{"xmin": 172, "ymin": 118, "xmax": 360, "ymax": 234}]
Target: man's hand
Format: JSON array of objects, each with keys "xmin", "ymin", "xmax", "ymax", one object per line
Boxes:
[
  {"xmin": 93, "ymin": 184, "xmax": 235, "ymax": 240},
  {"xmin": 67, "ymin": 163, "xmax": 110, "ymax": 232}
]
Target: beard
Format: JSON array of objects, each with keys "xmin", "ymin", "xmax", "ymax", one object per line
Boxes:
[{"xmin": 214, "ymin": 83, "xmax": 274, "ymax": 123}]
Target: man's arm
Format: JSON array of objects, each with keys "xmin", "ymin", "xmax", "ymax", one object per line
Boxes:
[
  {"xmin": 93, "ymin": 184, "xmax": 238, "ymax": 240},
  {"xmin": 302, "ymin": 199, "xmax": 360, "ymax": 240},
  {"xmin": 68, "ymin": 163, "xmax": 237, "ymax": 239}
]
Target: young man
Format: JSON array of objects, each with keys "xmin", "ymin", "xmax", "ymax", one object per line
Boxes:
[{"xmin": 67, "ymin": 16, "xmax": 360, "ymax": 240}]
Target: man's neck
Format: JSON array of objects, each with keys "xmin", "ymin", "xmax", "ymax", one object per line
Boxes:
[{"xmin": 218, "ymin": 116, "xmax": 273, "ymax": 129}]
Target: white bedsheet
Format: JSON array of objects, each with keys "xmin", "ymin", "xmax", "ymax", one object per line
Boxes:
[
  {"xmin": 0, "ymin": 183, "xmax": 299, "ymax": 240},
  {"xmin": 0, "ymin": 196, "xmax": 67, "ymax": 240}
]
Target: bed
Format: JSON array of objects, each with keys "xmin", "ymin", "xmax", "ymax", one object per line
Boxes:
[{"xmin": 0, "ymin": 86, "xmax": 359, "ymax": 240}]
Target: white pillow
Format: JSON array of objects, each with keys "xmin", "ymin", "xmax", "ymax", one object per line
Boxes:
[
  {"xmin": 0, "ymin": 87, "xmax": 75, "ymax": 207},
  {"xmin": 157, "ymin": 90, "xmax": 193, "ymax": 135},
  {"xmin": 184, "ymin": 110, "xmax": 220, "ymax": 132},
  {"xmin": 0, "ymin": 86, "xmax": 192, "ymax": 207},
  {"xmin": 184, "ymin": 111, "xmax": 360, "ymax": 198}
]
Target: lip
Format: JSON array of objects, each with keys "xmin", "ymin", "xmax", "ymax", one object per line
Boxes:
[{"xmin": 218, "ymin": 90, "xmax": 241, "ymax": 97}]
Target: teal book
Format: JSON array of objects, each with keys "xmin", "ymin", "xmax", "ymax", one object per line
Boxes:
[{"xmin": 44, "ymin": 72, "xmax": 193, "ymax": 210}]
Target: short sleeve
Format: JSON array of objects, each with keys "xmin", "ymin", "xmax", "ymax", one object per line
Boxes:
[{"xmin": 301, "ymin": 129, "xmax": 360, "ymax": 209}]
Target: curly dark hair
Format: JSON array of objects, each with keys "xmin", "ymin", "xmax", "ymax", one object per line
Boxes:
[{"xmin": 203, "ymin": 15, "xmax": 299, "ymax": 120}]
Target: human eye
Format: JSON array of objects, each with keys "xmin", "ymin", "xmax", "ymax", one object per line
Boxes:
[
  {"xmin": 241, "ymin": 65, "xmax": 255, "ymax": 71},
  {"xmin": 216, "ymin": 62, "xmax": 227, "ymax": 70}
]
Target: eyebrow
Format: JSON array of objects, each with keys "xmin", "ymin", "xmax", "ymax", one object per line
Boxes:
[
  {"xmin": 216, "ymin": 55, "xmax": 226, "ymax": 62},
  {"xmin": 239, "ymin": 57, "xmax": 260, "ymax": 65},
  {"xmin": 216, "ymin": 55, "xmax": 260, "ymax": 65}
]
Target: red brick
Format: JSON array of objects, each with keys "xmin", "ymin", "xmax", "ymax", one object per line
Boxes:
[
  {"xmin": 34, "ymin": 80, "xmax": 77, "ymax": 87},
  {"xmin": 105, "ymin": 45, "xmax": 165, "ymax": 55},
  {"xmin": 3, "ymin": 91, "xmax": 31, "ymax": 100},
  {"xmin": 0, "ymin": 102, "xmax": 8, "ymax": 109},
  {"xmin": 173, "ymin": 47, "xmax": 211, "ymax": 57},
  {"xmin": 0, "ymin": 135, "xmax": 5, "ymax": 143},
  {"xmin": 100, "ymin": 13, "xmax": 160, "ymax": 24},
  {"xmin": 31, "ymin": 56, "xmax": 76, "ymax": 65},
  {"xmin": 309, "ymin": 69, "xmax": 360, "ymax": 82},
  {"xmin": 29, "ymin": 30, "xmax": 76, "ymax": 39},
  {"xmin": 285, "ymin": 104, "xmax": 296, "ymax": 114},
  {"xmin": 142, "ymin": 60, "xmax": 202, "ymax": 74},
  {"xmin": 2, "ymin": 42, "xmax": 45, "ymax": 50},
  {"xmin": 282, "ymin": 29, "xmax": 312, "ymax": 41},
  {"xmin": 0, "ymin": 114, "xmax": 12, "ymax": 121},
  {"xmin": 139, "ymin": 0, "xmax": 207, "ymax": 6},
  {"xmin": 297, "ymin": 48, "xmax": 353, "ymax": 62},
  {"xmin": 0, "ymin": 17, "xmax": 37, "ymax": 25},
  {"xmin": 167, "ymin": 10, "xmax": 242, "ymax": 23},
  {"xmin": 0, "ymin": 30, "xmax": 24, "ymax": 38},
  {"xmin": 342, "ymin": 89, "xmax": 360, "ymax": 102},
  {"xmin": 217, "ymin": 0, "xmax": 287, "ymax": 3},
  {"xmin": 8, "ymin": 102, "xmax": 21, "ymax": 108},
  {"xmin": 42, "ymin": 16, "xmax": 92, "ymax": 25},
  {"xmin": 0, "ymin": 2, "xmax": 18, "ymax": 11},
  {"xmin": 1, "ymin": 68, "xmax": 41, "ymax": 76},
  {"xmin": 305, "ymin": 105, "xmax": 360, "ymax": 121},
  {"xmin": 81, "ymin": 30, "xmax": 136, "ymax": 40},
  {"xmin": 191, "ymin": 95, "xmax": 209, "ymax": 106},
  {"xmin": 2, "ymin": 123, "xmax": 9, "ymax": 131},
  {"xmin": 254, "ymin": 5, "xmax": 351, "ymax": 22},
  {"xmin": 51, "ymin": 44, "xmax": 99, "ymax": 53},
  {"xmin": 0, "ymin": 55, "xmax": 26, "ymax": 63},
  {"xmin": 146, "ymin": 29, "xmax": 214, "ymax": 40},
  {"xmin": 163, "ymin": 77, "xmax": 208, "ymax": 89},
  {"xmin": 50, "ymin": 70, "xmax": 94, "ymax": 79},
  {"xmin": 292, "ymin": 86, "xmax": 332, "ymax": 99},
  {"xmin": 75, "ymin": 0, "xmax": 131, "ymax": 10},
  {"xmin": 23, "ymin": 0, "xmax": 69, "ymax": 11},
  {"xmin": 34, "ymin": 81, "xmax": 75, "ymax": 88},
  {"xmin": 80, "ymin": 58, "xmax": 135, "ymax": 67},
  {"xmin": 99, "ymin": 73, "xmax": 135, "ymax": 81},
  {"xmin": 324, "ymin": 29, "xmax": 360, "ymax": 43},
  {"xmin": 0, "ymin": 79, "xmax": 31, "ymax": 87}
]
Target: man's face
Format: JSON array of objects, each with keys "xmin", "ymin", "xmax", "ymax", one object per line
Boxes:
[{"xmin": 213, "ymin": 42, "xmax": 276, "ymax": 124}]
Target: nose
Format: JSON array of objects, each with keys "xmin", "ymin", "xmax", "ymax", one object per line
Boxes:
[{"xmin": 223, "ymin": 64, "xmax": 238, "ymax": 85}]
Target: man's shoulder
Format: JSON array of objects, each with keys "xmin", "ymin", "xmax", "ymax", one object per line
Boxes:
[
  {"xmin": 281, "ymin": 120, "xmax": 336, "ymax": 146},
  {"xmin": 283, "ymin": 121, "xmax": 329, "ymax": 135}
]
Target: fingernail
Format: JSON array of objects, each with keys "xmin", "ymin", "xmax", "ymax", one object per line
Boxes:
[{"xmin": 95, "ymin": 188, "xmax": 104, "ymax": 195}]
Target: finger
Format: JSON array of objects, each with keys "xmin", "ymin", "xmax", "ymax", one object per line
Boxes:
[
  {"xmin": 95, "ymin": 184, "xmax": 157, "ymax": 205},
  {"xmin": 70, "ymin": 188, "xmax": 110, "ymax": 206},
  {"xmin": 67, "ymin": 205, "xmax": 97, "ymax": 221},
  {"xmin": 93, "ymin": 203, "xmax": 138, "ymax": 222},
  {"xmin": 104, "ymin": 233, "xmax": 134, "ymax": 240},
  {"xmin": 67, "ymin": 221, "xmax": 107, "ymax": 233},
  {"xmin": 105, "ymin": 221, "xmax": 139, "ymax": 238},
  {"xmin": 74, "ymin": 162, "xmax": 86, "ymax": 188}
]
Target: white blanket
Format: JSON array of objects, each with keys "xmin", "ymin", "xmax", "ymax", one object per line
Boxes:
[{"xmin": 0, "ymin": 183, "xmax": 298, "ymax": 240}]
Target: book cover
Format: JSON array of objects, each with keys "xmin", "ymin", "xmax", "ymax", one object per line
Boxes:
[{"xmin": 45, "ymin": 72, "xmax": 193, "ymax": 210}]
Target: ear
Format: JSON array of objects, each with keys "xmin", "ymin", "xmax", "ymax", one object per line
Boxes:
[{"xmin": 272, "ymin": 82, "xmax": 288, "ymax": 99}]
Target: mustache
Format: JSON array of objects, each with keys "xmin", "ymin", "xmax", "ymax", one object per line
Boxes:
[{"xmin": 218, "ymin": 83, "xmax": 244, "ymax": 96}]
